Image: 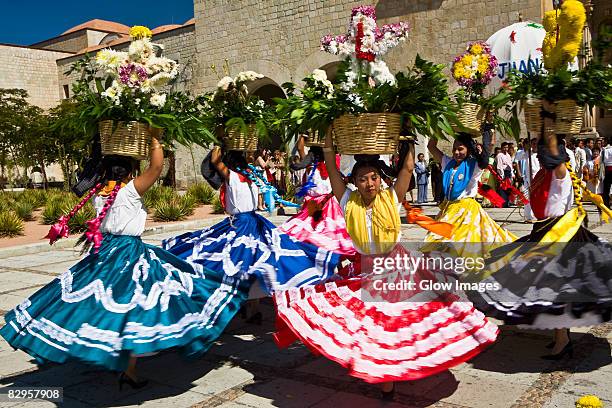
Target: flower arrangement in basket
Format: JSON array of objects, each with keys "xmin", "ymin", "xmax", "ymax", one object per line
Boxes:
[
  {"xmin": 201, "ymin": 65, "xmax": 273, "ymax": 151},
  {"xmin": 499, "ymin": 1, "xmax": 612, "ymax": 135},
  {"xmin": 451, "ymin": 41, "xmax": 498, "ymax": 135},
  {"xmin": 277, "ymin": 5, "xmax": 458, "ymax": 155},
  {"xmin": 66, "ymin": 25, "xmax": 213, "ymax": 159}
]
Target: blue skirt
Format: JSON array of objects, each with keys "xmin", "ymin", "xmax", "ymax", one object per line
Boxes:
[
  {"xmin": 0, "ymin": 234, "xmax": 251, "ymax": 371},
  {"xmin": 163, "ymin": 211, "xmax": 340, "ymax": 294}
]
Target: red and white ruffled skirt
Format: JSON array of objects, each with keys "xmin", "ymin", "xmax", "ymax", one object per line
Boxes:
[{"xmin": 274, "ymin": 245, "xmax": 499, "ymax": 383}]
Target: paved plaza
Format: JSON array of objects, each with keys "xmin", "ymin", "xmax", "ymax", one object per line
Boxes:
[{"xmin": 0, "ymin": 204, "xmax": 611, "ymax": 408}]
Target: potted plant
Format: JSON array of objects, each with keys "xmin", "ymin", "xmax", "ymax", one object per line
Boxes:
[
  {"xmin": 65, "ymin": 25, "xmax": 214, "ymax": 159},
  {"xmin": 202, "ymin": 69, "xmax": 273, "ymax": 151},
  {"xmin": 451, "ymin": 41, "xmax": 499, "ymax": 135}
]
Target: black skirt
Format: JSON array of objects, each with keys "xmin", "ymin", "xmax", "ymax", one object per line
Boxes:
[{"xmin": 466, "ymin": 217, "xmax": 612, "ymax": 328}]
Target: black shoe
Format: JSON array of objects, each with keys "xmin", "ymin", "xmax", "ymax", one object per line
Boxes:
[
  {"xmin": 119, "ymin": 372, "xmax": 149, "ymax": 391},
  {"xmin": 541, "ymin": 341, "xmax": 573, "ymax": 360},
  {"xmin": 380, "ymin": 384, "xmax": 395, "ymax": 401},
  {"xmin": 245, "ymin": 312, "xmax": 263, "ymax": 325}
]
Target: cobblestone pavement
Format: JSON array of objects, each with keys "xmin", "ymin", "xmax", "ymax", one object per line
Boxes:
[{"xmin": 0, "ymin": 204, "xmax": 610, "ymax": 407}]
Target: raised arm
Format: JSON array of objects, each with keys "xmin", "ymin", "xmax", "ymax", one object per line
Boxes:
[
  {"xmin": 392, "ymin": 142, "xmax": 415, "ymax": 201},
  {"xmin": 134, "ymin": 130, "xmax": 164, "ymax": 196},
  {"xmin": 542, "ymin": 100, "xmax": 567, "ymax": 180},
  {"xmin": 428, "ymin": 138, "xmax": 444, "ymax": 163},
  {"xmin": 210, "ymin": 146, "xmax": 230, "ymax": 181},
  {"xmin": 324, "ymin": 128, "xmax": 346, "ymax": 203}
]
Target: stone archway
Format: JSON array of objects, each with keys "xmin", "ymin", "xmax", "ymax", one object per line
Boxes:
[
  {"xmin": 249, "ymin": 77, "xmax": 286, "ymax": 150},
  {"xmin": 318, "ymin": 61, "xmax": 342, "ymax": 83}
]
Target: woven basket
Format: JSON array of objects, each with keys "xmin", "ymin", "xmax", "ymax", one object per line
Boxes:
[
  {"xmin": 554, "ymin": 99, "xmax": 583, "ymax": 135},
  {"xmin": 523, "ymin": 99, "xmax": 543, "ymax": 133},
  {"xmin": 99, "ymin": 120, "xmax": 151, "ymax": 160},
  {"xmin": 331, "ymin": 113, "xmax": 401, "ymax": 154},
  {"xmin": 454, "ymin": 103, "xmax": 484, "ymax": 135},
  {"xmin": 523, "ymin": 99, "xmax": 583, "ymax": 134},
  {"xmin": 223, "ymin": 125, "xmax": 258, "ymax": 151},
  {"xmin": 305, "ymin": 129, "xmax": 326, "ymax": 147}
]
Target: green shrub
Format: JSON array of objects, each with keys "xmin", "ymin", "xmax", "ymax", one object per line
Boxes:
[
  {"xmin": 12, "ymin": 201, "xmax": 35, "ymax": 221},
  {"xmin": 187, "ymin": 183, "xmax": 217, "ymax": 205},
  {"xmin": 42, "ymin": 196, "xmax": 73, "ymax": 225},
  {"xmin": 211, "ymin": 195, "xmax": 224, "ymax": 214},
  {"xmin": 152, "ymin": 194, "xmax": 196, "ymax": 222},
  {"xmin": 0, "ymin": 211, "xmax": 24, "ymax": 237},
  {"xmin": 16, "ymin": 189, "xmax": 47, "ymax": 209},
  {"xmin": 143, "ymin": 185, "xmax": 175, "ymax": 212},
  {"xmin": 68, "ymin": 201, "xmax": 96, "ymax": 233}
]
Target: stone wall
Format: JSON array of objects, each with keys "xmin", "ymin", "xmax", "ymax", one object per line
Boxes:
[
  {"xmin": 192, "ymin": 0, "xmax": 544, "ymax": 94},
  {"xmin": 31, "ymin": 30, "xmax": 91, "ymax": 53},
  {"xmin": 0, "ymin": 45, "xmax": 72, "ymax": 110}
]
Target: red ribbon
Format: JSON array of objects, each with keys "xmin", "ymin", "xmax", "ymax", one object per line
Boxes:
[
  {"xmin": 477, "ymin": 183, "xmax": 506, "ymax": 208},
  {"xmin": 355, "ymin": 21, "xmax": 375, "ymax": 61},
  {"xmin": 487, "ymin": 165, "xmax": 529, "ymax": 205}
]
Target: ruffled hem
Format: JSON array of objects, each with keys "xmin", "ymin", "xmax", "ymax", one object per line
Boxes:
[{"xmin": 273, "ymin": 277, "xmax": 498, "ymax": 383}]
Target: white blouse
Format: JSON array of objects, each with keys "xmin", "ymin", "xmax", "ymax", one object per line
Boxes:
[
  {"xmin": 94, "ymin": 180, "xmax": 147, "ymax": 236},
  {"xmin": 544, "ymin": 171, "xmax": 574, "ymax": 218},
  {"xmin": 224, "ymin": 170, "xmax": 259, "ymax": 215}
]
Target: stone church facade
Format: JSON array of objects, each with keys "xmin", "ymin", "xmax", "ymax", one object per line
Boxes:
[{"xmin": 1, "ymin": 0, "xmax": 610, "ymax": 187}]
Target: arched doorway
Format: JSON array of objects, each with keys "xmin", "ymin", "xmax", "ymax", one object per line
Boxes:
[
  {"xmin": 248, "ymin": 77, "xmax": 286, "ymax": 150},
  {"xmin": 319, "ymin": 61, "xmax": 342, "ymax": 83}
]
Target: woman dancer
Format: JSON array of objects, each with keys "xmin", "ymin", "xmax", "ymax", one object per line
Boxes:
[
  {"xmin": 467, "ymin": 106, "xmax": 612, "ymax": 359},
  {"xmin": 274, "ymin": 131, "xmax": 498, "ymax": 400},
  {"xmin": 1, "ymin": 137, "xmax": 250, "ymax": 388},
  {"xmin": 163, "ymin": 146, "xmax": 340, "ymax": 298},
  {"xmin": 279, "ymin": 145, "xmax": 355, "ymax": 257},
  {"xmin": 425, "ymin": 133, "xmax": 517, "ymax": 257}
]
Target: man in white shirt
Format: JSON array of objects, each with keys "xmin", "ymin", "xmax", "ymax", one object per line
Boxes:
[
  {"xmin": 601, "ymin": 136, "xmax": 612, "ymax": 208},
  {"xmin": 574, "ymin": 139, "xmax": 587, "ymax": 180}
]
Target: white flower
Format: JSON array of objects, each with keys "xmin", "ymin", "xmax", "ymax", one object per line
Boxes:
[
  {"xmin": 347, "ymin": 93, "xmax": 364, "ymax": 108},
  {"xmin": 149, "ymin": 93, "xmax": 167, "ymax": 108},
  {"xmin": 312, "ymin": 69, "xmax": 328, "ymax": 82},
  {"xmin": 217, "ymin": 76, "xmax": 234, "ymax": 91},
  {"xmin": 129, "ymin": 39, "xmax": 154, "ymax": 63},
  {"xmin": 95, "ymin": 49, "xmax": 127, "ymax": 73},
  {"xmin": 369, "ymin": 60, "xmax": 396, "ymax": 85},
  {"xmin": 145, "ymin": 56, "xmax": 178, "ymax": 77},
  {"xmin": 135, "ymin": 98, "xmax": 141, "ymax": 105},
  {"xmin": 149, "ymin": 72, "xmax": 174, "ymax": 89},
  {"xmin": 235, "ymin": 70, "xmax": 264, "ymax": 83},
  {"xmin": 101, "ymin": 80, "xmax": 124, "ymax": 102}
]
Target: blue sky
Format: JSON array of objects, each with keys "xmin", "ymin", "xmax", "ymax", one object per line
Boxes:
[{"xmin": 0, "ymin": 0, "xmax": 193, "ymax": 45}]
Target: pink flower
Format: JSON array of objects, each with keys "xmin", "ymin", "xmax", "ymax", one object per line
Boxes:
[{"xmin": 119, "ymin": 63, "xmax": 148, "ymax": 88}]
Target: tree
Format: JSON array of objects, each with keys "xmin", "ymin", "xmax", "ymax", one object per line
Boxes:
[{"xmin": 0, "ymin": 88, "xmax": 44, "ymax": 186}]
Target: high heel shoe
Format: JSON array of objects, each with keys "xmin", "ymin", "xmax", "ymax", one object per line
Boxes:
[
  {"xmin": 380, "ymin": 383, "xmax": 395, "ymax": 401},
  {"xmin": 118, "ymin": 372, "xmax": 149, "ymax": 391},
  {"xmin": 245, "ymin": 311, "xmax": 263, "ymax": 325},
  {"xmin": 541, "ymin": 341, "xmax": 573, "ymax": 360}
]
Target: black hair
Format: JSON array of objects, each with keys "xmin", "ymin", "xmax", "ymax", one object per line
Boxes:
[
  {"xmin": 102, "ymin": 156, "xmax": 135, "ymax": 183},
  {"xmin": 224, "ymin": 150, "xmax": 249, "ymax": 171},
  {"xmin": 455, "ymin": 132, "xmax": 489, "ymax": 169},
  {"xmin": 351, "ymin": 154, "xmax": 396, "ymax": 180}
]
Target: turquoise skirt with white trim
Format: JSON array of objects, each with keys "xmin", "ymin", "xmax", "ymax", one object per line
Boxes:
[{"xmin": 0, "ymin": 234, "xmax": 251, "ymax": 371}]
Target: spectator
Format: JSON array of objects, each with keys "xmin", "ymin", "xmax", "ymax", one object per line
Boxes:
[
  {"xmin": 429, "ymin": 158, "xmax": 443, "ymax": 204},
  {"xmin": 584, "ymin": 147, "xmax": 602, "ymax": 196},
  {"xmin": 574, "ymin": 139, "xmax": 587, "ymax": 180},
  {"xmin": 290, "ymin": 155, "xmax": 306, "ymax": 186},
  {"xmin": 585, "ymin": 138, "xmax": 594, "ymax": 161},
  {"xmin": 561, "ymin": 137, "xmax": 577, "ymax": 172},
  {"xmin": 601, "ymin": 136, "xmax": 612, "ymax": 208},
  {"xmin": 415, "ymin": 153, "xmax": 429, "ymax": 204},
  {"xmin": 30, "ymin": 168, "xmax": 44, "ymax": 189}
]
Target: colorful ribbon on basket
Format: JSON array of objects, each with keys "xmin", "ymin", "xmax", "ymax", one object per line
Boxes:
[{"xmin": 238, "ymin": 165, "xmax": 301, "ymax": 213}]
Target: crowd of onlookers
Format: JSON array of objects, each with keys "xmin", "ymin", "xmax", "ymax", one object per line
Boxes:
[{"xmin": 264, "ymin": 135, "xmax": 612, "ymax": 216}]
